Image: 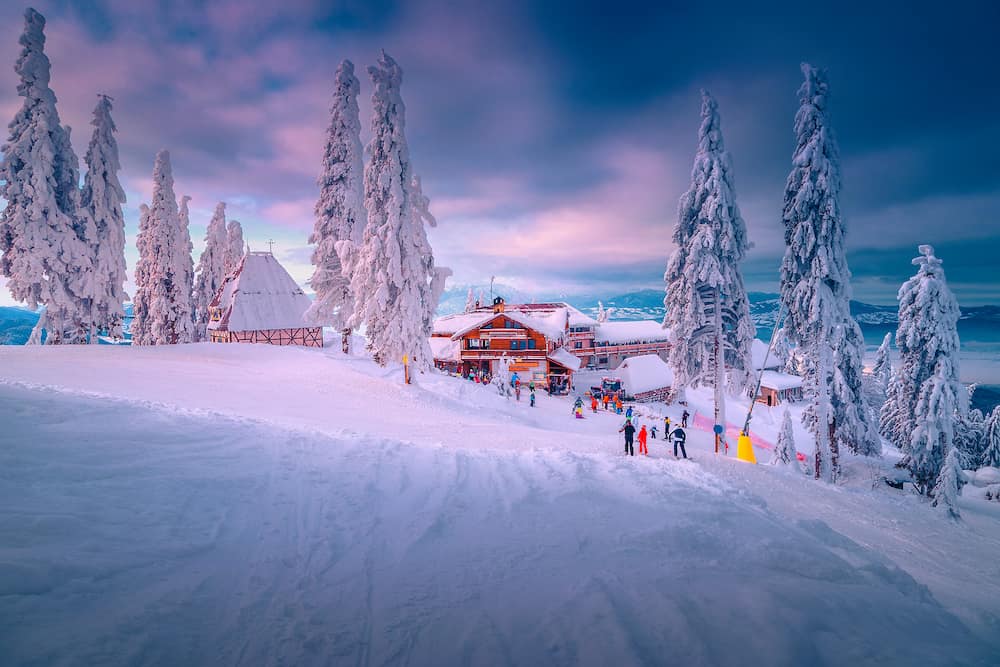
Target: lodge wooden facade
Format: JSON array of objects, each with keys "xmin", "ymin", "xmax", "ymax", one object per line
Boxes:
[{"xmin": 432, "ymin": 298, "xmax": 580, "ymax": 389}]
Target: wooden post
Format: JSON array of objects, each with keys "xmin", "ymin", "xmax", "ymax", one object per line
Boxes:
[{"xmin": 403, "ymin": 354, "xmax": 410, "ymax": 384}]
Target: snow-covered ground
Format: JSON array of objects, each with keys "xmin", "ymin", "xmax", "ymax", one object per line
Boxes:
[{"xmin": 2, "ymin": 344, "xmax": 999, "ymax": 666}]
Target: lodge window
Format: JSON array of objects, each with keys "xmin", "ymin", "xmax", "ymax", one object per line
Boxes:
[
  {"xmin": 467, "ymin": 339, "xmax": 491, "ymax": 349},
  {"xmin": 527, "ymin": 340, "xmax": 536, "ymax": 349},
  {"xmin": 574, "ymin": 341, "xmax": 583, "ymax": 349}
]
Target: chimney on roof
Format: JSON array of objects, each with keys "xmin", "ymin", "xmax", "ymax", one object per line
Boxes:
[{"xmin": 493, "ymin": 296, "xmax": 505, "ymax": 314}]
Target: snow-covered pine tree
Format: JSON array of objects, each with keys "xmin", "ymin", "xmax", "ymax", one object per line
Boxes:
[
  {"xmin": 931, "ymin": 446, "xmax": 963, "ymax": 520},
  {"xmin": 306, "ymin": 60, "xmax": 366, "ymax": 337},
  {"xmin": 983, "ymin": 407, "xmax": 1000, "ymax": 468},
  {"xmin": 192, "ymin": 202, "xmax": 228, "ymax": 341},
  {"xmin": 131, "ymin": 204, "xmax": 153, "ymax": 345},
  {"xmin": 493, "ymin": 353, "xmax": 512, "ymax": 397},
  {"xmin": 343, "ymin": 52, "xmax": 443, "ymax": 369},
  {"xmin": 0, "ymin": 8, "xmax": 93, "ymax": 344},
  {"xmin": 779, "ymin": 64, "xmax": 879, "ymax": 480},
  {"xmin": 410, "ymin": 173, "xmax": 451, "ymax": 338},
  {"xmin": 597, "ymin": 301, "xmax": 608, "ymax": 323},
  {"xmin": 81, "ymin": 94, "xmax": 128, "ymax": 341},
  {"xmin": 663, "ymin": 90, "xmax": 755, "ymax": 398},
  {"xmin": 873, "ymin": 332, "xmax": 893, "ymax": 391},
  {"xmin": 953, "ymin": 409, "xmax": 985, "ymax": 470},
  {"xmin": 175, "ymin": 195, "xmax": 196, "ymax": 342},
  {"xmin": 772, "ymin": 408, "xmax": 800, "ymax": 467},
  {"xmin": 225, "ymin": 220, "xmax": 244, "ymax": 276},
  {"xmin": 898, "ymin": 246, "xmax": 963, "ymax": 493},
  {"xmin": 465, "ymin": 288, "xmax": 475, "ymax": 313},
  {"xmin": 137, "ymin": 151, "xmax": 194, "ymax": 345}
]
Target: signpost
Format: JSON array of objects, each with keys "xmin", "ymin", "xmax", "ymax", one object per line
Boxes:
[{"xmin": 403, "ymin": 354, "xmax": 410, "ymax": 384}]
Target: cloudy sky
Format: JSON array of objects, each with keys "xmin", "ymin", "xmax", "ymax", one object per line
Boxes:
[{"xmin": 1, "ymin": 0, "xmax": 998, "ymax": 306}]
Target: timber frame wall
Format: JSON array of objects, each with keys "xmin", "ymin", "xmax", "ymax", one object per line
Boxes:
[{"xmin": 209, "ymin": 327, "xmax": 323, "ymax": 348}]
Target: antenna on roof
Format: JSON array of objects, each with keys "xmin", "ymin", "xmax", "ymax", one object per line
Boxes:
[{"xmin": 266, "ymin": 239, "xmax": 276, "ymax": 254}]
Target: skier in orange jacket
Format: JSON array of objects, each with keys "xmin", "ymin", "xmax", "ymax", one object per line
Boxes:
[
  {"xmin": 638, "ymin": 424, "xmax": 648, "ymax": 455},
  {"xmin": 591, "ymin": 395, "xmax": 599, "ymax": 412}
]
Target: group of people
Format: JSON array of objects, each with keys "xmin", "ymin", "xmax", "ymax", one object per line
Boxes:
[
  {"xmin": 588, "ymin": 390, "xmax": 625, "ymax": 414},
  {"xmin": 619, "ymin": 407, "xmax": 689, "ymax": 459}
]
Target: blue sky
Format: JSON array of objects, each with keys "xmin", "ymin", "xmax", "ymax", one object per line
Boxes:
[{"xmin": 0, "ymin": 0, "xmax": 998, "ymax": 306}]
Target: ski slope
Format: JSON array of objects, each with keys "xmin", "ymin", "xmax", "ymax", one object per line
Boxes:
[{"xmin": 1, "ymin": 343, "xmax": 999, "ymax": 666}]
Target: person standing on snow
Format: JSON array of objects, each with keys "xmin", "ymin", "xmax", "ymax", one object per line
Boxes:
[
  {"xmin": 602, "ymin": 393, "xmax": 610, "ymax": 410},
  {"xmin": 626, "ymin": 406, "xmax": 633, "ymax": 420},
  {"xmin": 515, "ymin": 380, "xmax": 522, "ymax": 401},
  {"xmin": 671, "ymin": 426, "xmax": 688, "ymax": 459},
  {"xmin": 638, "ymin": 424, "xmax": 649, "ymax": 456},
  {"xmin": 591, "ymin": 395, "xmax": 599, "ymax": 412},
  {"xmin": 681, "ymin": 410, "xmax": 690, "ymax": 428},
  {"xmin": 620, "ymin": 420, "xmax": 636, "ymax": 456},
  {"xmin": 651, "ymin": 425, "xmax": 658, "ymax": 440},
  {"xmin": 530, "ymin": 389, "xmax": 536, "ymax": 407}
]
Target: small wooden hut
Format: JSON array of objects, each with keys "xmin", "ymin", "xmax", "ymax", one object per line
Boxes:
[{"xmin": 208, "ymin": 251, "xmax": 322, "ymax": 347}]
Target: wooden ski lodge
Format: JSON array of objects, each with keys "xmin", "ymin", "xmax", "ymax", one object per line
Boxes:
[
  {"xmin": 431, "ymin": 297, "xmax": 672, "ymax": 389},
  {"xmin": 208, "ymin": 251, "xmax": 322, "ymax": 347}
]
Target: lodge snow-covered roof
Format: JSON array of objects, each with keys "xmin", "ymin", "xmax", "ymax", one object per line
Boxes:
[
  {"xmin": 444, "ymin": 308, "xmax": 568, "ymax": 341},
  {"xmin": 594, "ymin": 320, "xmax": 669, "ymax": 344},
  {"xmin": 208, "ymin": 252, "xmax": 313, "ymax": 332},
  {"xmin": 614, "ymin": 354, "xmax": 674, "ymax": 394}
]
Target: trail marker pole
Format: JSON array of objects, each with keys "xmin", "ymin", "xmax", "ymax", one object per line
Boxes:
[{"xmin": 403, "ymin": 354, "xmax": 410, "ymax": 384}]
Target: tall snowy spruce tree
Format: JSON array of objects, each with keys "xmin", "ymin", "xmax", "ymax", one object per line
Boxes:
[
  {"xmin": 342, "ymin": 52, "xmax": 446, "ymax": 370},
  {"xmin": 225, "ymin": 219, "xmax": 244, "ymax": 275},
  {"xmin": 663, "ymin": 91, "xmax": 754, "ymax": 400},
  {"xmin": 177, "ymin": 195, "xmax": 196, "ymax": 339},
  {"xmin": 872, "ymin": 333, "xmax": 893, "ymax": 390},
  {"xmin": 779, "ymin": 64, "xmax": 879, "ymax": 481},
  {"xmin": 81, "ymin": 94, "xmax": 128, "ymax": 340},
  {"xmin": 0, "ymin": 8, "xmax": 94, "ymax": 344},
  {"xmin": 306, "ymin": 60, "xmax": 366, "ymax": 345},
  {"xmin": 131, "ymin": 204, "xmax": 152, "ymax": 345},
  {"xmin": 983, "ymin": 407, "xmax": 1000, "ymax": 469},
  {"xmin": 132, "ymin": 151, "xmax": 194, "ymax": 345},
  {"xmin": 888, "ymin": 246, "xmax": 964, "ymax": 494},
  {"xmin": 192, "ymin": 202, "xmax": 228, "ymax": 341}
]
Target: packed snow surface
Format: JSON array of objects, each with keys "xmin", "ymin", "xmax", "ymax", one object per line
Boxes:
[
  {"xmin": 594, "ymin": 319, "xmax": 670, "ymax": 344},
  {"xmin": 2, "ymin": 344, "xmax": 999, "ymax": 666}
]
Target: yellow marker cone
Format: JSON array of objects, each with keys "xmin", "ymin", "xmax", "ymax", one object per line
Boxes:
[{"xmin": 736, "ymin": 433, "xmax": 757, "ymax": 464}]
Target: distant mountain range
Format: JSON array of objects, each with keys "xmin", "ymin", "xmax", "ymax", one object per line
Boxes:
[
  {"xmin": 437, "ymin": 286, "xmax": 1000, "ymax": 349},
  {"xmin": 3, "ymin": 289, "xmax": 997, "ymax": 348}
]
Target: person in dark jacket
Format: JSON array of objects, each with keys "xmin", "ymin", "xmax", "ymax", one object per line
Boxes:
[
  {"xmin": 620, "ymin": 421, "xmax": 636, "ymax": 456},
  {"xmin": 671, "ymin": 427, "xmax": 688, "ymax": 459},
  {"xmin": 681, "ymin": 410, "xmax": 690, "ymax": 428}
]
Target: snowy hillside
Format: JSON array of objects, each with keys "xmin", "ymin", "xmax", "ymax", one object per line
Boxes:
[{"xmin": 2, "ymin": 344, "xmax": 999, "ymax": 665}]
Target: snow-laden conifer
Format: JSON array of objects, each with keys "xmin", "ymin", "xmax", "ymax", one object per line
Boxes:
[
  {"xmin": 131, "ymin": 204, "xmax": 153, "ymax": 345},
  {"xmin": 663, "ymin": 91, "xmax": 754, "ymax": 396},
  {"xmin": 0, "ymin": 8, "xmax": 93, "ymax": 344},
  {"xmin": 932, "ymin": 446, "xmax": 963, "ymax": 520},
  {"xmin": 779, "ymin": 64, "xmax": 879, "ymax": 480},
  {"xmin": 771, "ymin": 409, "xmax": 800, "ymax": 467},
  {"xmin": 896, "ymin": 246, "xmax": 963, "ymax": 492},
  {"xmin": 175, "ymin": 195, "xmax": 196, "ymax": 341},
  {"xmin": 192, "ymin": 203, "xmax": 228, "ymax": 341},
  {"xmin": 465, "ymin": 288, "xmax": 475, "ymax": 313},
  {"xmin": 342, "ymin": 52, "xmax": 445, "ymax": 369},
  {"xmin": 872, "ymin": 333, "xmax": 893, "ymax": 391},
  {"xmin": 81, "ymin": 94, "xmax": 128, "ymax": 340},
  {"xmin": 305, "ymin": 60, "xmax": 366, "ymax": 333},
  {"xmin": 983, "ymin": 407, "xmax": 1000, "ymax": 469},
  {"xmin": 225, "ymin": 220, "xmax": 244, "ymax": 276},
  {"xmin": 134, "ymin": 152, "xmax": 194, "ymax": 345}
]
